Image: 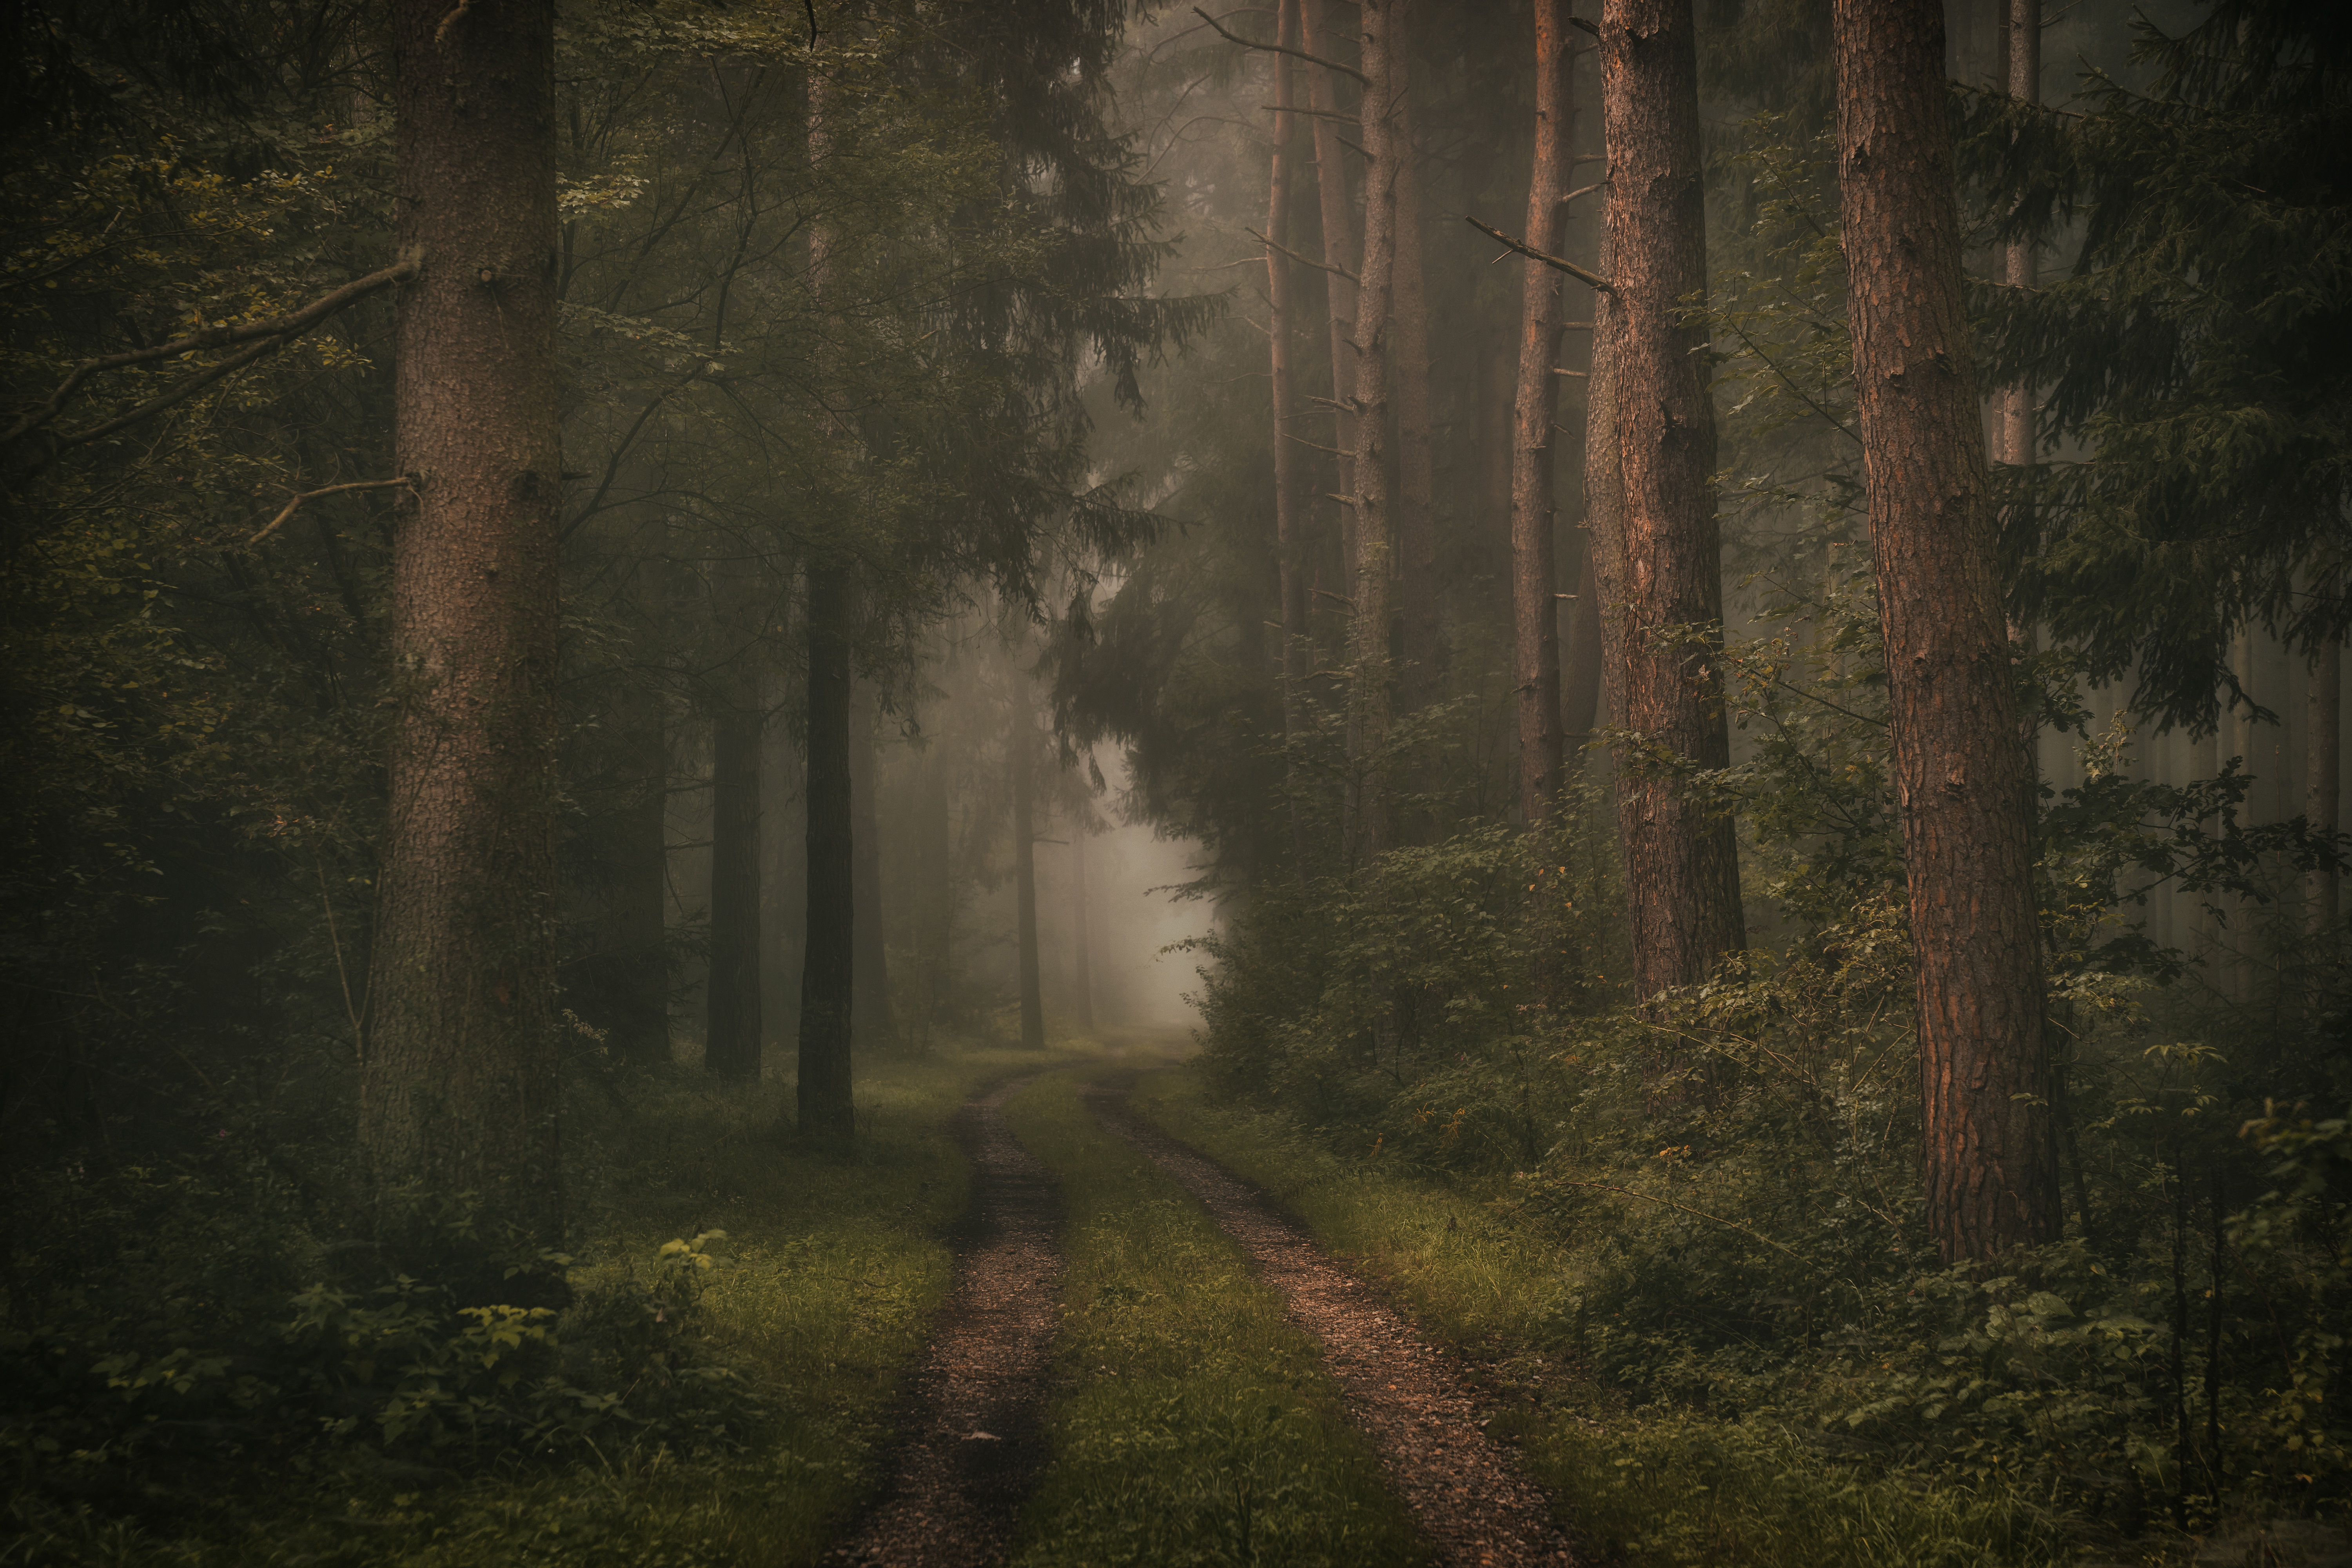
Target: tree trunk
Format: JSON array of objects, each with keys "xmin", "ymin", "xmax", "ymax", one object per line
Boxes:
[
  {"xmin": 1585, "ymin": 224, "xmax": 1628, "ymax": 744},
  {"xmin": 850, "ymin": 688, "xmax": 894, "ymax": 1051},
  {"xmin": 1070, "ymin": 828, "xmax": 1096, "ymax": 1034},
  {"xmin": 365, "ymin": 0, "xmax": 563, "ymax": 1247},
  {"xmin": 704, "ymin": 703, "xmax": 763, "ymax": 1082},
  {"xmin": 1835, "ymin": 0, "xmax": 2060, "ymax": 1262},
  {"xmin": 1267, "ymin": 0, "xmax": 1314, "ymax": 869},
  {"xmin": 1602, "ymin": 0, "xmax": 1745, "ymax": 997},
  {"xmin": 797, "ymin": 565, "xmax": 855, "ymax": 1142},
  {"xmin": 2311, "ymin": 626, "xmax": 2342, "ymax": 932},
  {"xmin": 1999, "ymin": 0, "xmax": 2039, "ymax": 469},
  {"xmin": 1302, "ymin": 0, "xmax": 1361, "ymax": 584},
  {"xmin": 1512, "ymin": 0, "xmax": 1577, "ymax": 827},
  {"xmin": 913, "ymin": 739, "xmax": 955, "ymax": 1036},
  {"xmin": 1562, "ymin": 537, "xmax": 1606, "ymax": 747},
  {"xmin": 1392, "ymin": 75, "xmax": 1439, "ymax": 722},
  {"xmin": 1345, "ymin": 0, "xmax": 1400, "ymax": 867},
  {"xmin": 1011, "ymin": 678, "xmax": 1046, "ymax": 1050},
  {"xmin": 609, "ymin": 689, "xmax": 670, "ymax": 1067}
]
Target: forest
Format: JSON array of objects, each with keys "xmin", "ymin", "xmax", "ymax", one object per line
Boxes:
[{"xmin": 1, "ymin": 0, "xmax": 2346, "ymax": 1563}]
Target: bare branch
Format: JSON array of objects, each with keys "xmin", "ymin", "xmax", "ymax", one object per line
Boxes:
[
  {"xmin": 1192, "ymin": 6, "xmax": 1369, "ymax": 85},
  {"xmin": 1567, "ymin": 13, "xmax": 1599, "ymax": 36},
  {"xmin": 1464, "ymin": 216, "xmax": 1614, "ymax": 294},
  {"xmin": 7, "ymin": 256, "xmax": 420, "ymax": 447},
  {"xmin": 248, "ymin": 477, "xmax": 417, "ymax": 546},
  {"xmin": 1246, "ymin": 226, "xmax": 1360, "ymax": 285}
]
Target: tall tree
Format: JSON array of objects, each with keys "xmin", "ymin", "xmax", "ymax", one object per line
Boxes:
[
  {"xmin": 704, "ymin": 702, "xmax": 763, "ymax": 1082},
  {"xmin": 1836, "ymin": 0, "xmax": 2060, "ymax": 1261},
  {"xmin": 1265, "ymin": 0, "xmax": 1314, "ymax": 867},
  {"xmin": 1345, "ymin": 0, "xmax": 1401, "ymax": 865},
  {"xmin": 850, "ymin": 689, "xmax": 895, "ymax": 1051},
  {"xmin": 1301, "ymin": 0, "xmax": 1361, "ymax": 583},
  {"xmin": 1010, "ymin": 671, "xmax": 1047, "ymax": 1050},
  {"xmin": 1601, "ymin": 0, "xmax": 1745, "ymax": 998},
  {"xmin": 1391, "ymin": 69, "xmax": 1441, "ymax": 722},
  {"xmin": 1997, "ymin": 0, "xmax": 2039, "ymax": 474},
  {"xmin": 362, "ymin": 0, "xmax": 563, "ymax": 1246},
  {"xmin": 797, "ymin": 565, "xmax": 856, "ymax": 1139},
  {"xmin": 1069, "ymin": 827, "xmax": 1096, "ymax": 1034},
  {"xmin": 1510, "ymin": 0, "xmax": 1577, "ymax": 827}
]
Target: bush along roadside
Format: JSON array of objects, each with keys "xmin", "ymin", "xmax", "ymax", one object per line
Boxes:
[
  {"xmin": 1000, "ymin": 1062, "xmax": 1425, "ymax": 1568},
  {"xmin": 1, "ymin": 1047, "xmax": 1055, "ymax": 1567}
]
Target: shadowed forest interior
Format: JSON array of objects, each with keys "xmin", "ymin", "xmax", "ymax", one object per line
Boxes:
[{"xmin": 3, "ymin": 0, "xmax": 2348, "ymax": 1564}]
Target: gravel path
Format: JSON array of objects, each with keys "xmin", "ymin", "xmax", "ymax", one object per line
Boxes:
[
  {"xmin": 825, "ymin": 1076, "xmax": 1063, "ymax": 1568},
  {"xmin": 1087, "ymin": 1075, "xmax": 1578, "ymax": 1568}
]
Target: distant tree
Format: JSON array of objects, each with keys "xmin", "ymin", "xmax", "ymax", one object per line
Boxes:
[
  {"xmin": 362, "ymin": 0, "xmax": 564, "ymax": 1247},
  {"xmin": 1836, "ymin": 0, "xmax": 2060, "ymax": 1261}
]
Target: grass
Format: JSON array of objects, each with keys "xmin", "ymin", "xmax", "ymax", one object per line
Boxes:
[
  {"xmin": 1000, "ymin": 1054, "xmax": 1425, "ymax": 1568},
  {"xmin": 1130, "ymin": 1065, "xmax": 2080, "ymax": 1568},
  {"xmin": 4, "ymin": 1044, "xmax": 1068, "ymax": 1568}
]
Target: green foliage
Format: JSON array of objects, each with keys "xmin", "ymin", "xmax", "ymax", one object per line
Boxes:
[{"xmin": 1003, "ymin": 1066, "xmax": 1423, "ymax": 1567}]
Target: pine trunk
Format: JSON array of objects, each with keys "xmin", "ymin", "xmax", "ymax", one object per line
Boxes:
[
  {"xmin": 704, "ymin": 705, "xmax": 763, "ymax": 1083},
  {"xmin": 2310, "ymin": 629, "xmax": 2342, "ymax": 932},
  {"xmin": 1070, "ymin": 830, "xmax": 1095, "ymax": 1034},
  {"xmin": 1835, "ymin": 0, "xmax": 2060, "ymax": 1261},
  {"xmin": 1999, "ymin": 0, "xmax": 2039, "ymax": 469},
  {"xmin": 1011, "ymin": 684, "xmax": 1046, "ymax": 1050},
  {"xmin": 1512, "ymin": 0, "xmax": 1577, "ymax": 827},
  {"xmin": 1267, "ymin": 0, "xmax": 1314, "ymax": 868},
  {"xmin": 850, "ymin": 690, "xmax": 893, "ymax": 1051},
  {"xmin": 797, "ymin": 565, "xmax": 855, "ymax": 1142},
  {"xmin": 609, "ymin": 691, "xmax": 670, "ymax": 1066},
  {"xmin": 1602, "ymin": 0, "xmax": 1745, "ymax": 997},
  {"xmin": 1392, "ymin": 74, "xmax": 1440, "ymax": 720},
  {"xmin": 365, "ymin": 0, "xmax": 563, "ymax": 1245},
  {"xmin": 1562, "ymin": 538, "xmax": 1606, "ymax": 746},
  {"xmin": 1302, "ymin": 0, "xmax": 1361, "ymax": 584},
  {"xmin": 1345, "ymin": 0, "xmax": 1400, "ymax": 867}
]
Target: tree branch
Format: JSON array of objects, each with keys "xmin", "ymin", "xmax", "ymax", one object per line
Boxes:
[
  {"xmin": 1567, "ymin": 13, "xmax": 1599, "ymax": 36},
  {"xmin": 248, "ymin": 477, "xmax": 417, "ymax": 546},
  {"xmin": 1246, "ymin": 226, "xmax": 1359, "ymax": 284},
  {"xmin": 6, "ymin": 256, "xmax": 421, "ymax": 448},
  {"xmin": 1192, "ymin": 6, "xmax": 1368, "ymax": 85},
  {"xmin": 1464, "ymin": 217, "xmax": 1614, "ymax": 294}
]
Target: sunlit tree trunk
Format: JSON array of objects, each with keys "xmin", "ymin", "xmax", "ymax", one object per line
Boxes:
[
  {"xmin": 704, "ymin": 702, "xmax": 762, "ymax": 1082},
  {"xmin": 850, "ymin": 688, "xmax": 894, "ymax": 1051},
  {"xmin": 1266, "ymin": 0, "xmax": 1314, "ymax": 869},
  {"xmin": 1836, "ymin": 0, "xmax": 2060, "ymax": 1262},
  {"xmin": 1602, "ymin": 0, "xmax": 1745, "ymax": 997},
  {"xmin": 364, "ymin": 0, "xmax": 562, "ymax": 1245},
  {"xmin": 1511, "ymin": 0, "xmax": 1577, "ymax": 827},
  {"xmin": 1011, "ymin": 677, "xmax": 1046, "ymax": 1049}
]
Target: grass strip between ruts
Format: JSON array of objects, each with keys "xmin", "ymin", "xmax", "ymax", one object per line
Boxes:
[
  {"xmin": 1000, "ymin": 1059, "xmax": 1427, "ymax": 1568},
  {"xmin": 1129, "ymin": 1065, "xmax": 2074, "ymax": 1568}
]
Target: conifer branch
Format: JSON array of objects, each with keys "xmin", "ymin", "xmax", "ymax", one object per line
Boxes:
[{"xmin": 7, "ymin": 257, "xmax": 421, "ymax": 448}]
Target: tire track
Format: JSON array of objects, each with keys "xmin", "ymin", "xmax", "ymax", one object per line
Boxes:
[
  {"xmin": 826, "ymin": 1075, "xmax": 1063, "ymax": 1567},
  {"xmin": 1086, "ymin": 1074, "xmax": 1577, "ymax": 1568}
]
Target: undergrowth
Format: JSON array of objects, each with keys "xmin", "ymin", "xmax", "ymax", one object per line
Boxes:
[
  {"xmin": 2, "ymin": 1046, "xmax": 1056, "ymax": 1567},
  {"xmin": 1002, "ymin": 1060, "xmax": 1424, "ymax": 1568}
]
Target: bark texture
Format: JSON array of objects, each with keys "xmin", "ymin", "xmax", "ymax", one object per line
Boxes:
[
  {"xmin": 364, "ymin": 0, "xmax": 563, "ymax": 1243},
  {"xmin": 851, "ymin": 689, "xmax": 895, "ymax": 1051},
  {"xmin": 1602, "ymin": 0, "xmax": 1745, "ymax": 996},
  {"xmin": 2311, "ymin": 630, "xmax": 2343, "ymax": 931},
  {"xmin": 1836, "ymin": 0, "xmax": 2060, "ymax": 1261},
  {"xmin": 1302, "ymin": 0, "xmax": 1361, "ymax": 583},
  {"xmin": 1011, "ymin": 684, "xmax": 1045, "ymax": 1051},
  {"xmin": 1267, "ymin": 0, "xmax": 1314, "ymax": 867},
  {"xmin": 1069, "ymin": 830, "xmax": 1095, "ymax": 1034},
  {"xmin": 1346, "ymin": 0, "xmax": 1399, "ymax": 866},
  {"xmin": 704, "ymin": 704, "xmax": 763, "ymax": 1082},
  {"xmin": 1511, "ymin": 0, "xmax": 1577, "ymax": 827},
  {"xmin": 797, "ymin": 565, "xmax": 856, "ymax": 1142}
]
